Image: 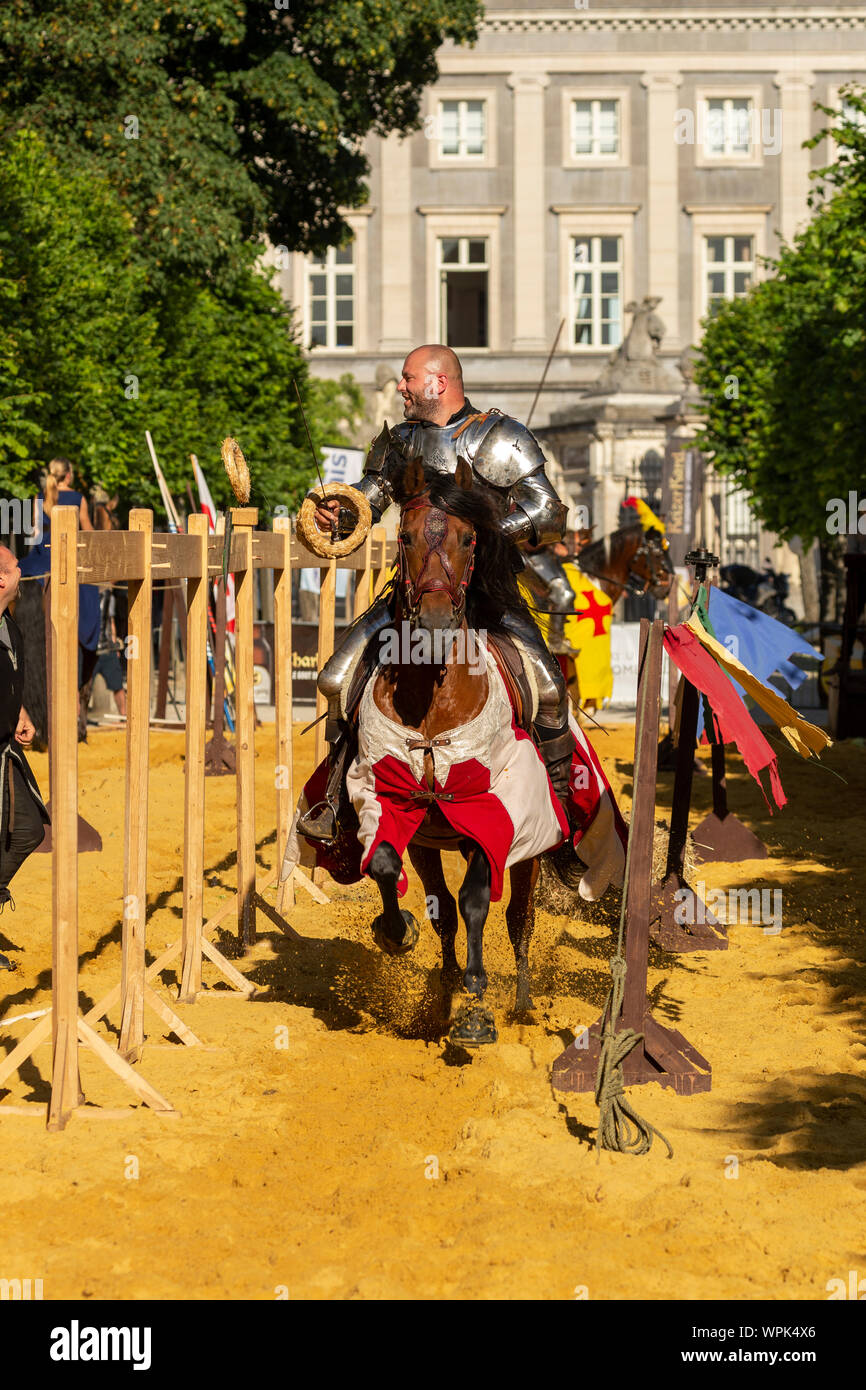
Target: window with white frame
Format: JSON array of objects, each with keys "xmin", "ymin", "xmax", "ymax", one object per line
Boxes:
[
  {"xmin": 571, "ymin": 99, "xmax": 620, "ymax": 159},
  {"xmin": 437, "ymin": 99, "xmax": 487, "ymax": 159},
  {"xmin": 840, "ymin": 95, "xmax": 866, "ymax": 129},
  {"xmin": 701, "ymin": 97, "xmax": 753, "ymax": 158},
  {"xmin": 570, "ymin": 236, "xmax": 622, "ymax": 348},
  {"xmin": 438, "ymin": 237, "xmax": 488, "ymax": 348},
  {"xmin": 704, "ymin": 235, "xmax": 754, "ymax": 314},
  {"xmin": 307, "ymin": 242, "xmax": 354, "ymax": 349}
]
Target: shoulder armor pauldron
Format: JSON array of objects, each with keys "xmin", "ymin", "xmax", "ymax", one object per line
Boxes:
[
  {"xmin": 465, "ymin": 413, "xmax": 548, "ymax": 488},
  {"xmin": 363, "ymin": 420, "xmax": 414, "ymax": 475}
]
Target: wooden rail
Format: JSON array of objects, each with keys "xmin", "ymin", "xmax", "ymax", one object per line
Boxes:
[{"xmin": 0, "ymin": 511, "xmax": 396, "ymax": 1128}]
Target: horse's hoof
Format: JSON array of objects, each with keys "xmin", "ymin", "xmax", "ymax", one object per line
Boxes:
[
  {"xmin": 448, "ymin": 1002, "xmax": 498, "ymax": 1048},
  {"xmin": 372, "ymin": 909, "xmax": 420, "ymax": 957}
]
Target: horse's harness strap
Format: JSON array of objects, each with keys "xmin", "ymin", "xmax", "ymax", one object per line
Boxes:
[
  {"xmin": 580, "ymin": 532, "xmax": 670, "ymax": 597},
  {"xmin": 405, "ymin": 734, "xmax": 453, "ymax": 802},
  {"xmin": 399, "ymin": 495, "xmax": 476, "ymax": 621}
]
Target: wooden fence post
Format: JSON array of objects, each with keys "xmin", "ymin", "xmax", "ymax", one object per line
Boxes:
[
  {"xmin": 48, "ymin": 507, "xmax": 81, "ymax": 1128},
  {"xmin": 274, "ymin": 517, "xmax": 295, "ymax": 913},
  {"xmin": 354, "ymin": 530, "xmax": 373, "ymax": 620},
  {"xmin": 553, "ymin": 619, "xmax": 712, "ymax": 1098},
  {"xmin": 119, "ymin": 510, "xmax": 153, "ymax": 1062},
  {"xmin": 232, "ymin": 508, "xmax": 258, "ymax": 948},
  {"xmin": 180, "ymin": 514, "xmax": 209, "ymax": 1000},
  {"xmin": 313, "ymin": 557, "xmax": 337, "ymax": 888}
]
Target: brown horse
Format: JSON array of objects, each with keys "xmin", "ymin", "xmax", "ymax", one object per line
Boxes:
[
  {"xmin": 576, "ymin": 524, "xmax": 673, "ymax": 604},
  {"xmin": 362, "ymin": 457, "xmax": 569, "ymax": 1048}
]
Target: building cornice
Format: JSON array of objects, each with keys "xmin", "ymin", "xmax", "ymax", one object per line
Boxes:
[
  {"xmin": 551, "ymin": 204, "xmax": 641, "ymax": 214},
  {"xmin": 416, "ymin": 205, "xmax": 508, "ymax": 215},
  {"xmin": 683, "ymin": 203, "xmax": 774, "ymax": 213},
  {"xmin": 480, "ymin": 8, "xmax": 866, "ymax": 35}
]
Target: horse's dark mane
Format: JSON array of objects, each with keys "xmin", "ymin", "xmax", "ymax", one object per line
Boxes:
[{"xmin": 392, "ymin": 463, "xmax": 529, "ymax": 630}]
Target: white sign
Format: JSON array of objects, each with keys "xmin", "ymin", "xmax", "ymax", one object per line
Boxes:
[
  {"xmin": 321, "ymin": 446, "xmax": 364, "ymax": 487},
  {"xmin": 609, "ymin": 621, "xmax": 671, "ymax": 712}
]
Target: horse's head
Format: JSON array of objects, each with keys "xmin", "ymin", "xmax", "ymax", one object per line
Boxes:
[
  {"xmin": 396, "ymin": 457, "xmax": 477, "ymax": 633},
  {"xmin": 580, "ymin": 525, "xmax": 674, "ymax": 602}
]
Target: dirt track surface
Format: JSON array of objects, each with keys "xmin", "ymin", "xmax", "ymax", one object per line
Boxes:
[{"xmin": 0, "ymin": 723, "xmax": 864, "ymax": 1301}]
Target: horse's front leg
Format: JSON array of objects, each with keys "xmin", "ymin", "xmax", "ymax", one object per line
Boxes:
[
  {"xmin": 506, "ymin": 856, "xmax": 540, "ymax": 1017},
  {"xmin": 367, "ymin": 842, "xmax": 420, "ymax": 957},
  {"xmin": 407, "ymin": 842, "xmax": 460, "ymax": 1003},
  {"xmin": 449, "ymin": 846, "xmax": 497, "ymax": 1047}
]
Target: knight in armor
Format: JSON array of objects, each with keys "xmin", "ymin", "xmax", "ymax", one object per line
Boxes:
[
  {"xmin": 520, "ymin": 542, "xmax": 578, "ymax": 655},
  {"xmin": 298, "ymin": 344, "xmax": 574, "ymax": 842}
]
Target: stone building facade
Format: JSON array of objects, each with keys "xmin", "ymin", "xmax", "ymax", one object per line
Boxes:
[{"xmin": 274, "ymin": 2, "xmax": 866, "ymax": 598}]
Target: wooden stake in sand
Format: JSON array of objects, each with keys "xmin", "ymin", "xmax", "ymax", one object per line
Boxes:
[
  {"xmin": 552, "ymin": 618, "xmax": 712, "ymax": 1112},
  {"xmin": 0, "ymin": 508, "xmax": 177, "ymax": 1129},
  {"xmin": 0, "ymin": 498, "xmax": 394, "ymax": 1124}
]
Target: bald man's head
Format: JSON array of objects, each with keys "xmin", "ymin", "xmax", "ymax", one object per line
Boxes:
[
  {"xmin": 0, "ymin": 546, "xmax": 20, "ymax": 612},
  {"xmin": 398, "ymin": 345, "xmax": 466, "ymax": 424}
]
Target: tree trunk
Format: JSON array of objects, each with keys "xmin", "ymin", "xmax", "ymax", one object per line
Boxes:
[{"xmin": 795, "ymin": 536, "xmax": 821, "ymax": 624}]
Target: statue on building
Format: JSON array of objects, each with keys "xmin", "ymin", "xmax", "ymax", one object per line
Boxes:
[
  {"xmin": 595, "ymin": 296, "xmax": 683, "ymax": 394},
  {"xmin": 368, "ymin": 363, "xmax": 402, "ymax": 438}
]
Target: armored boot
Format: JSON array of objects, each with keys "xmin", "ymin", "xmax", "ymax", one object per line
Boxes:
[
  {"xmin": 296, "ymin": 711, "xmax": 353, "ymax": 843},
  {"xmin": 534, "ymin": 722, "xmax": 575, "ymax": 826}
]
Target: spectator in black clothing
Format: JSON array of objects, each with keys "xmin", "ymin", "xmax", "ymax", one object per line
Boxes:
[{"xmin": 0, "ymin": 547, "xmax": 50, "ymax": 970}]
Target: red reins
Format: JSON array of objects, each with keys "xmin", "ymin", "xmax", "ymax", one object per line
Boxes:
[{"xmin": 398, "ymin": 494, "xmax": 476, "ymax": 622}]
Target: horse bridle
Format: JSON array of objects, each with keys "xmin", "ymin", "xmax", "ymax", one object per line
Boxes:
[
  {"xmin": 579, "ymin": 528, "xmax": 673, "ymax": 599},
  {"xmin": 398, "ymin": 495, "xmax": 476, "ymax": 623}
]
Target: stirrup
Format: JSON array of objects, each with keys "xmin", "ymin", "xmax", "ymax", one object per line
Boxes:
[
  {"xmin": 297, "ymin": 799, "xmax": 338, "ymax": 844},
  {"xmin": 0, "ymin": 888, "xmax": 15, "ymax": 915}
]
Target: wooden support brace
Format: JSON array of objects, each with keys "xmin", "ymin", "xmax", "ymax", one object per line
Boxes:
[{"xmin": 552, "ymin": 619, "xmax": 713, "ymax": 1098}]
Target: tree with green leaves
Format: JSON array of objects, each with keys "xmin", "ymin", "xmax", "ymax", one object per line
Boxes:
[
  {"xmin": 0, "ymin": 0, "xmax": 483, "ymax": 286},
  {"xmin": 694, "ymin": 86, "xmax": 866, "ymax": 614},
  {"xmin": 0, "ymin": 130, "xmax": 364, "ymax": 515},
  {"xmin": 0, "ymin": 124, "xmax": 318, "ymax": 513},
  {"xmin": 0, "ymin": 1, "xmax": 480, "ymax": 515}
]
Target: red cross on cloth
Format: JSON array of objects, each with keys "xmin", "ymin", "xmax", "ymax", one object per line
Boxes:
[{"xmin": 575, "ymin": 588, "xmax": 611, "ymax": 637}]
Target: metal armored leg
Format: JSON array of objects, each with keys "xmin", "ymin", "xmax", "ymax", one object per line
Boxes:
[
  {"xmin": 296, "ymin": 596, "xmax": 395, "ymax": 843},
  {"xmin": 501, "ymin": 609, "xmax": 574, "ymax": 821},
  {"xmin": 522, "ymin": 549, "xmax": 576, "ymax": 655}
]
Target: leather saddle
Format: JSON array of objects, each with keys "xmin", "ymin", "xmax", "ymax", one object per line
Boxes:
[{"xmin": 486, "ymin": 631, "xmax": 534, "ymax": 734}]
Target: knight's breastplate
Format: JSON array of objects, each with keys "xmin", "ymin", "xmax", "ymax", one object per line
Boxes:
[
  {"xmin": 396, "ymin": 407, "xmax": 546, "ymax": 492},
  {"xmin": 400, "ymin": 416, "xmax": 501, "ymax": 490},
  {"xmin": 359, "ymin": 404, "xmax": 566, "ymax": 548}
]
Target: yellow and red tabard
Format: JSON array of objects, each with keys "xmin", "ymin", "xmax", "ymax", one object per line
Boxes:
[{"xmin": 519, "ymin": 563, "xmax": 614, "ymax": 704}]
